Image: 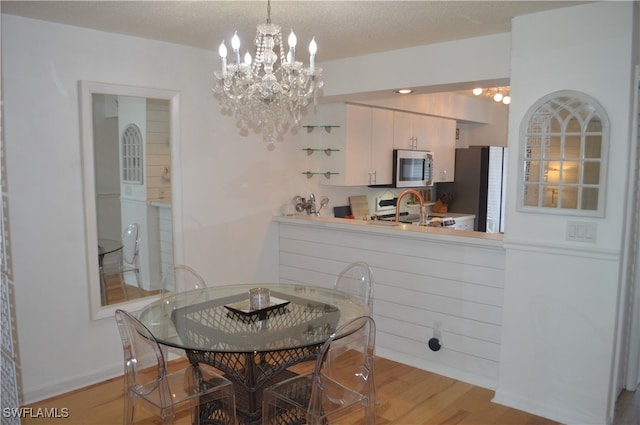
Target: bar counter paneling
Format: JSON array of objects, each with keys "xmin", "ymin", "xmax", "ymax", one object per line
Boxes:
[{"xmin": 274, "ymin": 215, "xmax": 505, "ymax": 389}]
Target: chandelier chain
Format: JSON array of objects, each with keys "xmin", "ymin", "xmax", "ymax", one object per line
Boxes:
[{"xmin": 266, "ymin": 0, "xmax": 271, "ymax": 24}]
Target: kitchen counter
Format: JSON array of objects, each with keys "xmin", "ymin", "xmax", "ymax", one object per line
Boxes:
[{"xmin": 274, "ymin": 214, "xmax": 502, "ymax": 247}]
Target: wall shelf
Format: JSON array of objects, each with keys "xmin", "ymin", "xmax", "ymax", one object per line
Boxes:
[
  {"xmin": 302, "ymin": 148, "xmax": 340, "ymax": 156},
  {"xmin": 303, "ymin": 125, "xmax": 340, "ymax": 133},
  {"xmin": 302, "ymin": 171, "xmax": 340, "ymax": 179}
]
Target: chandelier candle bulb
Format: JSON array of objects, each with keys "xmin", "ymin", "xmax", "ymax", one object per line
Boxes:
[
  {"xmin": 288, "ymin": 30, "xmax": 296, "ymax": 63},
  {"xmin": 218, "ymin": 41, "xmax": 227, "ymax": 74},
  {"xmin": 231, "ymin": 31, "xmax": 240, "ymax": 65},
  {"xmin": 309, "ymin": 37, "xmax": 317, "ymax": 71},
  {"xmin": 244, "ymin": 51, "xmax": 252, "ymax": 66}
]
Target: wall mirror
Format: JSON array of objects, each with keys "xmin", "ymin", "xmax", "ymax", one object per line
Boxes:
[
  {"xmin": 80, "ymin": 81, "xmax": 182, "ymax": 320},
  {"xmin": 518, "ymin": 90, "xmax": 609, "ymax": 216}
]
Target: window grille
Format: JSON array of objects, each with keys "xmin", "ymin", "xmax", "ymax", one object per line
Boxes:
[
  {"xmin": 121, "ymin": 123, "xmax": 143, "ymax": 184},
  {"xmin": 519, "ymin": 91, "xmax": 608, "ymax": 216}
]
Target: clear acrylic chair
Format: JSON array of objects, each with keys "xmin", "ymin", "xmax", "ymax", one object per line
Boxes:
[
  {"xmin": 102, "ymin": 223, "xmax": 142, "ymax": 301},
  {"xmin": 159, "ymin": 265, "xmax": 208, "ymax": 358},
  {"xmin": 262, "ymin": 316, "xmax": 376, "ymax": 425},
  {"xmin": 160, "ymin": 264, "xmax": 208, "ymax": 319},
  {"xmin": 161, "ymin": 264, "xmax": 207, "ymax": 297},
  {"xmin": 114, "ymin": 309, "xmax": 237, "ymax": 425},
  {"xmin": 334, "ymin": 261, "xmax": 374, "ymax": 307}
]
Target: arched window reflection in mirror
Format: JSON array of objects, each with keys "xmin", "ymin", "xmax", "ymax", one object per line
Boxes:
[
  {"xmin": 519, "ymin": 90, "xmax": 609, "ymax": 216},
  {"xmin": 122, "ymin": 123, "xmax": 144, "ymax": 184}
]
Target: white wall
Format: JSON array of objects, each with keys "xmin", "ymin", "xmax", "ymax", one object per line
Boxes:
[
  {"xmin": 320, "ymin": 32, "xmax": 511, "ymax": 100},
  {"xmin": 1, "ymin": 14, "xmax": 512, "ymax": 403},
  {"xmin": 1, "ymin": 15, "xmax": 322, "ymax": 403},
  {"xmin": 495, "ymin": 2, "xmax": 638, "ymax": 425},
  {"xmin": 3, "ymin": 6, "xmax": 637, "ymax": 425}
]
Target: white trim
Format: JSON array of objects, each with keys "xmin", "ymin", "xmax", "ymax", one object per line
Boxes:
[
  {"xmin": 375, "ymin": 347, "xmax": 497, "ymax": 391},
  {"xmin": 21, "ymin": 345, "xmax": 185, "ymax": 404},
  {"xmin": 502, "ymin": 238, "xmax": 619, "ymax": 260},
  {"xmin": 624, "ymin": 65, "xmax": 640, "ymax": 391},
  {"xmin": 22, "ymin": 363, "xmax": 123, "ymax": 405},
  {"xmin": 493, "ymin": 388, "xmax": 607, "ymax": 425}
]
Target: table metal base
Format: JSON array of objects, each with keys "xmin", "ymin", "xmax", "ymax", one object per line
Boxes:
[{"xmin": 187, "ymin": 346, "xmax": 320, "ymax": 425}]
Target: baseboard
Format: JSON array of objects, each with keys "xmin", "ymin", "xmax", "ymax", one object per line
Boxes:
[
  {"xmin": 493, "ymin": 388, "xmax": 609, "ymax": 425},
  {"xmin": 22, "ymin": 363, "xmax": 123, "ymax": 405},
  {"xmin": 22, "ymin": 351, "xmax": 188, "ymax": 405},
  {"xmin": 375, "ymin": 347, "xmax": 497, "ymax": 390}
]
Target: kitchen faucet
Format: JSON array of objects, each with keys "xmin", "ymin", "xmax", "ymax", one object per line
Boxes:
[{"xmin": 395, "ymin": 189, "xmax": 426, "ymax": 224}]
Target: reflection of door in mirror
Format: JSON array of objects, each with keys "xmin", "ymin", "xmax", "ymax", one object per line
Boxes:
[{"xmin": 93, "ymin": 94, "xmax": 172, "ymax": 305}]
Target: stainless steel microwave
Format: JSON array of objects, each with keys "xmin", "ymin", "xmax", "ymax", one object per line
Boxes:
[{"xmin": 392, "ymin": 149, "xmax": 434, "ymax": 187}]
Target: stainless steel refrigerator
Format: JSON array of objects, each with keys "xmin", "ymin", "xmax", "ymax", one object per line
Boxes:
[{"xmin": 436, "ymin": 146, "xmax": 507, "ymax": 233}]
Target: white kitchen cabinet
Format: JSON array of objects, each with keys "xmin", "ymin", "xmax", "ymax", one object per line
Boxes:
[
  {"xmin": 393, "ymin": 111, "xmax": 429, "ymax": 151},
  {"xmin": 393, "ymin": 111, "xmax": 456, "ymax": 182},
  {"xmin": 302, "ymin": 103, "xmax": 394, "ymax": 186},
  {"xmin": 393, "ymin": 111, "xmax": 417, "ymax": 150},
  {"xmin": 369, "ymin": 108, "xmax": 394, "ymax": 185},
  {"xmin": 424, "ymin": 115, "xmax": 456, "ymax": 183}
]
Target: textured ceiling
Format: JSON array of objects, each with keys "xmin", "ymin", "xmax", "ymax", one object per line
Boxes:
[{"xmin": 2, "ymin": 1, "xmax": 587, "ymax": 61}]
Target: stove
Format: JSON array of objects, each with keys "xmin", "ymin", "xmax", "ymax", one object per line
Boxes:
[{"xmin": 374, "ymin": 212, "xmax": 456, "ymax": 227}]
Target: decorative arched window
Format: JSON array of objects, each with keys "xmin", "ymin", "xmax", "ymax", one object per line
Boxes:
[
  {"xmin": 518, "ymin": 90, "xmax": 609, "ymax": 216},
  {"xmin": 121, "ymin": 123, "xmax": 144, "ymax": 184}
]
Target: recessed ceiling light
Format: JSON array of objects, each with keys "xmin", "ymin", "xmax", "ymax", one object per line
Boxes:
[{"xmin": 395, "ymin": 89, "xmax": 413, "ymax": 95}]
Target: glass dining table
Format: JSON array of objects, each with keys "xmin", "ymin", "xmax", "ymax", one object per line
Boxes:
[{"xmin": 137, "ymin": 283, "xmax": 371, "ymax": 425}]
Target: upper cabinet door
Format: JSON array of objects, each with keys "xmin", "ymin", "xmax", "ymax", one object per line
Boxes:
[
  {"xmin": 393, "ymin": 112, "xmax": 430, "ymax": 151},
  {"xmin": 393, "ymin": 111, "xmax": 456, "ymax": 182},
  {"xmin": 344, "ymin": 104, "xmax": 373, "ymax": 186},
  {"xmin": 422, "ymin": 115, "xmax": 456, "ymax": 182},
  {"xmin": 393, "ymin": 112, "xmax": 416, "ymax": 150},
  {"xmin": 369, "ymin": 108, "xmax": 394, "ymax": 185}
]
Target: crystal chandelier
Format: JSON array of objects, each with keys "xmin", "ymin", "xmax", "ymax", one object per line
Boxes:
[{"xmin": 213, "ymin": 0, "xmax": 324, "ymax": 144}]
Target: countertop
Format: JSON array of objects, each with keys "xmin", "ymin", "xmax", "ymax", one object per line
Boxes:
[
  {"xmin": 426, "ymin": 212, "xmax": 475, "ymax": 219},
  {"xmin": 274, "ymin": 214, "xmax": 503, "ymax": 248}
]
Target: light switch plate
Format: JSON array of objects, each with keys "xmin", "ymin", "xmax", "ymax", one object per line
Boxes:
[{"xmin": 566, "ymin": 221, "xmax": 597, "ymax": 242}]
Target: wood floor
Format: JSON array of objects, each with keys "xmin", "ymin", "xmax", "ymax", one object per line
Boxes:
[
  {"xmin": 615, "ymin": 384, "xmax": 640, "ymax": 425},
  {"xmin": 103, "ymin": 274, "xmax": 160, "ymax": 306},
  {"xmin": 21, "ymin": 357, "xmax": 564, "ymax": 425}
]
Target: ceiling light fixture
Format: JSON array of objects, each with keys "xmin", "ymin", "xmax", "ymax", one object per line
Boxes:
[
  {"xmin": 473, "ymin": 86, "xmax": 511, "ymax": 105},
  {"xmin": 395, "ymin": 89, "xmax": 413, "ymax": 95},
  {"xmin": 213, "ymin": 0, "xmax": 323, "ymax": 144}
]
